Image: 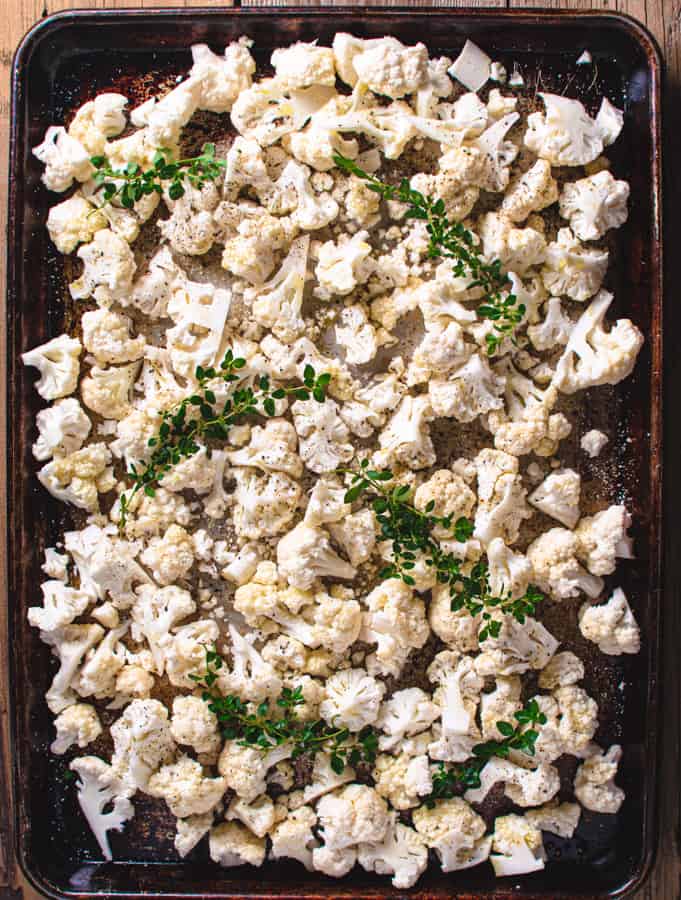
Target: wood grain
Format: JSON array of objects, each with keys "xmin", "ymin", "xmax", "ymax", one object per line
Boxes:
[{"xmin": 0, "ymin": 3, "xmax": 677, "ymax": 899}]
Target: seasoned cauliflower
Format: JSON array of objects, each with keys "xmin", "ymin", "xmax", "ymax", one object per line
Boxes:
[
  {"xmin": 524, "ymin": 93, "xmax": 623, "ymax": 166},
  {"xmin": 81, "ymin": 309, "xmax": 145, "ymax": 365},
  {"xmin": 22, "ymin": 334, "xmax": 82, "ymax": 401},
  {"xmin": 209, "ymin": 822, "xmax": 266, "ymax": 868},
  {"xmin": 319, "ymin": 668, "xmax": 385, "ymax": 731},
  {"xmin": 147, "ymin": 756, "xmax": 226, "ymax": 818},
  {"xmin": 529, "ymin": 468, "xmax": 581, "ymax": 529},
  {"xmin": 232, "ymin": 468, "xmax": 301, "ymax": 539},
  {"xmin": 81, "ymin": 362, "xmax": 140, "ymax": 420},
  {"xmin": 429, "ymin": 353, "xmax": 506, "ymax": 422},
  {"xmin": 272, "ymin": 41, "xmax": 336, "ymax": 89},
  {"xmin": 528, "ymin": 297, "xmax": 573, "ymax": 351},
  {"xmin": 46, "ymin": 194, "xmax": 106, "ymax": 253},
  {"xmin": 541, "ymin": 228, "xmax": 608, "ymax": 302},
  {"xmin": 559, "ymin": 170, "xmax": 629, "ymax": 241},
  {"xmin": 218, "ymin": 739, "xmax": 292, "ymax": 803},
  {"xmin": 526, "ymin": 800, "xmax": 581, "ymax": 839},
  {"xmin": 51, "ymin": 703, "xmax": 102, "ymax": 754},
  {"xmin": 412, "ymin": 797, "xmax": 490, "ymax": 873},
  {"xmin": 501, "ymin": 160, "xmax": 558, "ymax": 223},
  {"xmin": 189, "ymin": 39, "xmax": 255, "ymax": 113},
  {"xmin": 579, "ymin": 588, "xmax": 641, "ymax": 655},
  {"xmin": 269, "ymin": 806, "xmax": 319, "ymax": 870},
  {"xmin": 376, "ymin": 687, "xmax": 440, "ymax": 751},
  {"xmin": 349, "ymin": 37, "xmax": 429, "ymax": 99},
  {"xmin": 474, "ymin": 614, "xmax": 559, "ymax": 677},
  {"xmin": 361, "ymin": 579, "xmax": 429, "ymax": 677},
  {"xmin": 33, "ymin": 125, "xmax": 94, "ymax": 192},
  {"xmin": 38, "ymin": 442, "xmax": 113, "ymax": 512},
  {"xmin": 358, "ymin": 812, "xmax": 428, "ymax": 889},
  {"xmin": 277, "ymin": 522, "xmax": 356, "ymax": 589},
  {"xmin": 291, "ymin": 396, "xmax": 354, "ymax": 474},
  {"xmin": 373, "ymin": 752, "xmax": 432, "ymax": 810},
  {"xmin": 581, "ymin": 428, "xmax": 609, "ymax": 458},
  {"xmin": 575, "ymin": 504, "xmax": 634, "ymax": 575},
  {"xmin": 526, "ymin": 527, "xmax": 604, "ymax": 601},
  {"xmin": 538, "ymin": 650, "xmax": 585, "ymax": 691},
  {"xmin": 375, "ymin": 395, "xmax": 435, "ymax": 471},
  {"xmin": 139, "ymin": 525, "xmax": 195, "ymax": 585},
  {"xmin": 574, "ymin": 745, "xmax": 625, "ymax": 813},
  {"xmin": 490, "ymin": 813, "xmax": 545, "ymax": 877},
  {"xmin": 170, "ymin": 695, "xmax": 220, "ymax": 755},
  {"xmin": 32, "ymin": 398, "xmax": 91, "ymax": 461},
  {"xmin": 69, "ymin": 229, "xmax": 137, "ymax": 304},
  {"xmin": 317, "ymin": 784, "xmax": 389, "ymax": 850}
]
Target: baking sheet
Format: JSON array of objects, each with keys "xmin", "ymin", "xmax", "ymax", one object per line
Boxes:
[{"xmin": 7, "ymin": 8, "xmax": 663, "ymax": 898}]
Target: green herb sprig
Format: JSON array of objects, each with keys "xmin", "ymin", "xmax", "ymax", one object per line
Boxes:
[
  {"xmin": 90, "ymin": 142, "xmax": 225, "ymax": 210},
  {"xmin": 423, "ymin": 699, "xmax": 548, "ymax": 807},
  {"xmin": 452, "ymin": 560, "xmax": 544, "ymax": 641},
  {"xmin": 333, "ymin": 153, "xmax": 524, "ymax": 354},
  {"xmin": 191, "ymin": 647, "xmax": 378, "ymax": 774},
  {"xmin": 119, "ymin": 352, "xmax": 330, "ymax": 528}
]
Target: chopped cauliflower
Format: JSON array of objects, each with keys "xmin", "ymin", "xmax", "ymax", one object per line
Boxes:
[
  {"xmin": 574, "ymin": 745, "xmax": 625, "ymax": 813},
  {"xmin": 361, "ymin": 579, "xmax": 429, "ymax": 677},
  {"xmin": 575, "ymin": 504, "xmax": 634, "ymax": 575},
  {"xmin": 490, "ymin": 813, "xmax": 545, "ymax": 877},
  {"xmin": 147, "ymin": 756, "xmax": 226, "ymax": 818},
  {"xmin": 170, "ymin": 695, "xmax": 220, "ymax": 755},
  {"xmin": 209, "ymin": 822, "xmax": 266, "ymax": 868},
  {"xmin": 51, "ymin": 703, "xmax": 102, "ymax": 755},
  {"xmin": 524, "ymin": 93, "xmax": 623, "ymax": 166},
  {"xmin": 579, "ymin": 588, "xmax": 641, "ymax": 655},
  {"xmin": 22, "ymin": 334, "xmax": 81, "ymax": 401},
  {"xmin": 527, "ymin": 527, "xmax": 604, "ymax": 601},
  {"xmin": 81, "ymin": 309, "xmax": 145, "ymax": 365},
  {"xmin": 32, "ymin": 398, "xmax": 91, "ymax": 461},
  {"xmin": 272, "ymin": 41, "xmax": 336, "ymax": 89},
  {"xmin": 319, "ymin": 668, "xmax": 385, "ymax": 731},
  {"xmin": 317, "ymin": 784, "xmax": 390, "ymax": 850},
  {"xmin": 501, "ymin": 160, "xmax": 558, "ymax": 223},
  {"xmin": 581, "ymin": 429, "xmax": 609, "ymax": 458},
  {"xmin": 560, "ymin": 170, "xmax": 629, "ymax": 241},
  {"xmin": 358, "ymin": 812, "xmax": 428, "ymax": 889},
  {"xmin": 541, "ymin": 228, "xmax": 608, "ymax": 302},
  {"xmin": 291, "ymin": 396, "xmax": 354, "ymax": 474},
  {"xmin": 412, "ymin": 797, "xmax": 490, "ymax": 873},
  {"xmin": 529, "ymin": 468, "xmax": 581, "ymax": 529}
]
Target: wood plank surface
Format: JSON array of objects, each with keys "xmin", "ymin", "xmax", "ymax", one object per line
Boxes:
[{"xmin": 0, "ymin": 2, "xmax": 678, "ymax": 898}]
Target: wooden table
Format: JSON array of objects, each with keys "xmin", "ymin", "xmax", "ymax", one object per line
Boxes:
[{"xmin": 0, "ymin": 2, "xmax": 678, "ymax": 898}]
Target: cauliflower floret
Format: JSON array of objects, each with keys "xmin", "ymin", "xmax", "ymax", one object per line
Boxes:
[
  {"xmin": 69, "ymin": 756, "xmax": 134, "ymax": 860},
  {"xmin": 407, "ymin": 319, "xmax": 470, "ymax": 385},
  {"xmin": 429, "ymin": 584, "xmax": 481, "ymax": 652},
  {"xmin": 352, "ymin": 38, "xmax": 428, "ymax": 99},
  {"xmin": 474, "ymin": 614, "xmax": 559, "ymax": 677},
  {"xmin": 579, "ymin": 588, "xmax": 641, "ymax": 656},
  {"xmin": 227, "ymin": 419, "xmax": 302, "ymax": 478},
  {"xmin": 81, "ymin": 362, "xmax": 140, "ymax": 420},
  {"xmin": 74, "ymin": 623, "xmax": 128, "ymax": 699},
  {"xmin": 46, "ymin": 194, "xmax": 106, "ymax": 253},
  {"xmin": 501, "ymin": 160, "xmax": 558, "ymax": 223},
  {"xmin": 249, "ymin": 235, "xmax": 309, "ymax": 342},
  {"xmin": 51, "ymin": 703, "xmax": 102, "ymax": 754},
  {"xmin": 269, "ymin": 806, "xmax": 319, "ymax": 870},
  {"xmin": 33, "ymin": 125, "xmax": 94, "ymax": 192},
  {"xmin": 553, "ymin": 685, "xmax": 599, "ymax": 754},
  {"xmin": 375, "ymin": 395, "xmax": 435, "ymax": 470},
  {"xmin": 429, "ymin": 353, "xmax": 506, "ymax": 422},
  {"xmin": 581, "ymin": 429, "xmax": 609, "ymax": 458},
  {"xmin": 574, "ymin": 504, "xmax": 634, "ymax": 575},
  {"xmin": 158, "ymin": 182, "xmax": 219, "ymax": 257},
  {"xmin": 526, "ymin": 800, "xmax": 581, "ymax": 838},
  {"xmin": 490, "ymin": 813, "xmax": 545, "ymax": 877},
  {"xmin": 412, "ymin": 797, "xmax": 490, "ymax": 873},
  {"xmin": 526, "ymin": 528, "xmax": 604, "ymax": 601},
  {"xmin": 344, "ymin": 176, "xmax": 381, "ymax": 224},
  {"xmin": 469, "ymin": 112, "xmax": 520, "ymax": 192},
  {"xmin": 170, "ymin": 695, "xmax": 220, "ymax": 755},
  {"xmin": 174, "ymin": 812, "xmax": 213, "ymax": 858},
  {"xmin": 283, "ymin": 160, "xmax": 339, "ymax": 230},
  {"xmin": 118, "ymin": 486, "xmax": 193, "ymax": 540},
  {"xmin": 560, "ymin": 170, "xmax": 629, "ymax": 241},
  {"xmin": 335, "ymin": 305, "xmax": 379, "ymax": 366},
  {"xmin": 232, "ymin": 468, "xmax": 301, "ymax": 539},
  {"xmin": 112, "ymin": 665, "xmax": 155, "ymax": 708},
  {"xmin": 376, "ymin": 687, "xmax": 440, "ymax": 751},
  {"xmin": 315, "ymin": 230, "xmax": 372, "ymax": 299},
  {"xmin": 473, "ymin": 448, "xmax": 532, "ymax": 546},
  {"xmin": 303, "ymin": 476, "xmax": 349, "ymax": 526},
  {"xmin": 110, "ymin": 698, "xmax": 176, "ymax": 790},
  {"xmin": 541, "ymin": 228, "xmax": 608, "ymax": 302},
  {"xmin": 312, "ymin": 844, "xmax": 357, "ymax": 878},
  {"xmin": 553, "ymin": 290, "xmax": 644, "ymax": 392},
  {"xmin": 277, "ymin": 522, "xmax": 356, "ymax": 590},
  {"xmin": 164, "ymin": 620, "xmax": 219, "ymax": 689},
  {"xmin": 361, "ymin": 579, "xmax": 429, "ymax": 678},
  {"xmin": 479, "ymin": 213, "xmax": 547, "ymax": 275},
  {"xmin": 373, "ymin": 752, "xmax": 432, "ymax": 810},
  {"xmin": 22, "ymin": 334, "xmax": 81, "ymax": 400},
  {"xmin": 63, "ymin": 524, "xmax": 150, "ymax": 607},
  {"xmin": 328, "ymin": 509, "xmax": 376, "ymax": 567},
  {"xmin": 130, "ymin": 584, "xmax": 196, "ymax": 673},
  {"xmin": 291, "ymin": 396, "xmax": 354, "ymax": 474},
  {"xmin": 524, "ymin": 93, "xmax": 623, "ymax": 166},
  {"xmin": 42, "ymin": 547, "xmax": 69, "ymax": 581},
  {"xmin": 299, "ymin": 752, "xmax": 356, "ymax": 807},
  {"xmin": 465, "ymin": 757, "xmax": 560, "ymax": 808},
  {"xmin": 574, "ymin": 745, "xmax": 625, "ymax": 813},
  {"xmin": 317, "ymin": 784, "xmax": 389, "ymax": 850},
  {"xmin": 319, "ymin": 668, "xmax": 385, "ymax": 732},
  {"xmin": 147, "ymin": 756, "xmax": 226, "ymax": 818},
  {"xmin": 209, "ymin": 822, "xmax": 266, "ymax": 868},
  {"xmin": 538, "ymin": 651, "xmax": 585, "ymax": 690},
  {"xmin": 217, "ymin": 624, "xmax": 283, "ymax": 702},
  {"xmin": 189, "ymin": 39, "xmax": 255, "ymax": 113},
  {"xmin": 38, "ymin": 442, "xmax": 113, "ymax": 512},
  {"xmin": 81, "ymin": 309, "xmax": 145, "ymax": 365},
  {"xmin": 528, "ymin": 297, "xmax": 573, "ymax": 351},
  {"xmin": 68, "ymin": 93, "xmax": 127, "ymax": 154},
  {"xmin": 447, "ymin": 39, "xmax": 491, "ymax": 91},
  {"xmin": 39, "ymin": 623, "xmax": 104, "ymax": 713},
  {"xmin": 480, "ymin": 676, "xmax": 522, "ymax": 740},
  {"xmin": 358, "ymin": 811, "xmax": 428, "ymax": 889},
  {"xmin": 486, "ymin": 538, "xmax": 533, "ymax": 599},
  {"xmin": 69, "ymin": 229, "xmax": 136, "ymax": 304},
  {"xmin": 218, "ymin": 740, "xmax": 292, "ymax": 802},
  {"xmin": 529, "ymin": 468, "xmax": 581, "ymax": 529},
  {"xmin": 271, "ymin": 41, "xmax": 336, "ymax": 89},
  {"xmin": 139, "ymin": 524, "xmax": 195, "ymax": 585},
  {"xmin": 220, "ymin": 208, "xmax": 298, "ymax": 284},
  {"xmin": 32, "ymin": 398, "xmax": 91, "ymax": 461}
]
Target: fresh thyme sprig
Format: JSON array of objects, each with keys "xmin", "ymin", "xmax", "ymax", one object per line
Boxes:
[
  {"xmin": 191, "ymin": 647, "xmax": 378, "ymax": 774},
  {"xmin": 423, "ymin": 699, "xmax": 548, "ymax": 807},
  {"xmin": 452, "ymin": 560, "xmax": 544, "ymax": 641},
  {"xmin": 333, "ymin": 153, "xmax": 524, "ymax": 354},
  {"xmin": 341, "ymin": 463, "xmax": 543, "ymax": 639},
  {"xmin": 119, "ymin": 352, "xmax": 330, "ymax": 528},
  {"xmin": 90, "ymin": 142, "xmax": 225, "ymax": 209}
]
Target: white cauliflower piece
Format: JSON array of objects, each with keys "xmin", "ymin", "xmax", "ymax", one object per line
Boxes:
[
  {"xmin": 282, "ymin": 160, "xmax": 339, "ymax": 230},
  {"xmin": 312, "ymin": 845, "xmax": 357, "ymax": 878},
  {"xmin": 51, "ymin": 703, "xmax": 102, "ymax": 754},
  {"xmin": 486, "ymin": 538, "xmax": 533, "ymax": 599},
  {"xmin": 32, "ymin": 397, "xmax": 91, "ymax": 461},
  {"xmin": 218, "ymin": 740, "xmax": 292, "ymax": 802},
  {"xmin": 164, "ymin": 620, "xmax": 219, "ymax": 689},
  {"xmin": 376, "ymin": 687, "xmax": 440, "ymax": 751},
  {"xmin": 579, "ymin": 588, "xmax": 641, "ymax": 656},
  {"xmin": 41, "ymin": 623, "xmax": 104, "ymax": 713},
  {"xmin": 335, "ymin": 305, "xmax": 378, "ymax": 366},
  {"xmin": 170, "ymin": 695, "xmax": 220, "ymax": 755},
  {"xmin": 541, "ymin": 228, "xmax": 608, "ymax": 302},
  {"xmin": 110, "ymin": 698, "xmax": 176, "ymax": 790},
  {"xmin": 329, "ymin": 509, "xmax": 376, "ymax": 567},
  {"xmin": 304, "ymin": 476, "xmax": 349, "ymax": 526},
  {"xmin": 38, "ymin": 442, "xmax": 112, "ymax": 512},
  {"xmin": 175, "ymin": 812, "xmax": 213, "ymax": 858},
  {"xmin": 470, "ymin": 112, "xmax": 520, "ymax": 192},
  {"xmin": 526, "ymin": 528, "xmax": 604, "ymax": 601},
  {"xmin": 33, "ymin": 126, "xmax": 94, "ymax": 192},
  {"xmin": 524, "ymin": 93, "xmax": 623, "ymax": 166},
  {"xmin": 479, "ymin": 212, "xmax": 547, "ymax": 275},
  {"xmin": 407, "ymin": 319, "xmax": 469, "ymax": 385},
  {"xmin": 538, "ymin": 651, "xmax": 585, "ymax": 690},
  {"xmin": 147, "ymin": 756, "xmax": 226, "ymax": 818},
  {"xmin": 361, "ymin": 579, "xmax": 429, "ymax": 678},
  {"xmin": 529, "ymin": 468, "xmax": 581, "ymax": 528},
  {"xmin": 412, "ymin": 797, "xmax": 490, "ymax": 873},
  {"xmin": 189, "ymin": 39, "xmax": 255, "ymax": 112},
  {"xmin": 581, "ymin": 429, "xmax": 609, "ymax": 458},
  {"xmin": 81, "ymin": 309, "xmax": 145, "ymax": 365},
  {"xmin": 130, "ymin": 584, "xmax": 196, "ymax": 673},
  {"xmin": 232, "ymin": 468, "xmax": 301, "ymax": 539},
  {"xmin": 277, "ymin": 522, "xmax": 356, "ymax": 590},
  {"xmin": 429, "ymin": 353, "xmax": 506, "ymax": 422},
  {"xmin": 46, "ymin": 194, "xmax": 106, "ymax": 253},
  {"xmin": 272, "ymin": 41, "xmax": 336, "ymax": 89},
  {"xmin": 352, "ymin": 38, "xmax": 428, "ymax": 98},
  {"xmin": 490, "ymin": 813, "xmax": 546, "ymax": 877},
  {"xmin": 42, "ymin": 547, "xmax": 69, "ymax": 581},
  {"xmin": 111, "ymin": 665, "xmax": 155, "ymax": 708},
  {"xmin": 448, "ymin": 39, "xmax": 491, "ymax": 91},
  {"xmin": 358, "ymin": 811, "xmax": 428, "ymax": 889},
  {"xmin": 75, "ymin": 623, "xmax": 128, "ymax": 699},
  {"xmin": 269, "ymin": 806, "xmax": 319, "ymax": 870},
  {"xmin": 300, "ymin": 753, "xmax": 356, "ymax": 807},
  {"xmin": 291, "ymin": 396, "xmax": 354, "ymax": 474},
  {"xmin": 317, "ymin": 784, "xmax": 389, "ymax": 850},
  {"xmin": 429, "ymin": 584, "xmax": 481, "ymax": 653},
  {"xmin": 139, "ymin": 524, "xmax": 195, "ymax": 585},
  {"xmin": 480, "ymin": 676, "xmax": 522, "ymax": 740},
  {"xmin": 249, "ymin": 235, "xmax": 309, "ymax": 342},
  {"xmin": 473, "ymin": 448, "xmax": 532, "ymax": 546},
  {"xmin": 319, "ymin": 668, "xmax": 385, "ymax": 731},
  {"xmin": 217, "ymin": 624, "xmax": 282, "ymax": 702},
  {"xmin": 63, "ymin": 524, "xmax": 150, "ymax": 608},
  {"xmin": 118, "ymin": 486, "xmax": 193, "ymax": 539},
  {"xmin": 22, "ymin": 334, "xmax": 81, "ymax": 400},
  {"xmin": 375, "ymin": 395, "xmax": 435, "ymax": 470},
  {"xmin": 574, "ymin": 745, "xmax": 625, "ymax": 813},
  {"xmin": 526, "ymin": 800, "xmax": 581, "ymax": 838},
  {"xmin": 68, "ymin": 93, "xmax": 127, "ymax": 154},
  {"xmin": 465, "ymin": 758, "xmax": 560, "ymax": 808},
  {"xmin": 81, "ymin": 362, "xmax": 139, "ymax": 420},
  {"xmin": 209, "ymin": 822, "xmax": 266, "ymax": 868},
  {"xmin": 528, "ymin": 297, "xmax": 573, "ymax": 351},
  {"xmin": 501, "ymin": 160, "xmax": 558, "ymax": 223},
  {"xmin": 474, "ymin": 615, "xmax": 559, "ymax": 677},
  {"xmin": 554, "ymin": 685, "xmax": 599, "ymax": 755},
  {"xmin": 560, "ymin": 170, "xmax": 629, "ymax": 241},
  {"xmin": 69, "ymin": 229, "xmax": 136, "ymax": 304},
  {"xmin": 575, "ymin": 504, "xmax": 634, "ymax": 575},
  {"xmin": 69, "ymin": 756, "xmax": 134, "ymax": 860},
  {"xmin": 228, "ymin": 419, "xmax": 302, "ymax": 478},
  {"xmin": 28, "ymin": 580, "xmax": 91, "ymax": 634}
]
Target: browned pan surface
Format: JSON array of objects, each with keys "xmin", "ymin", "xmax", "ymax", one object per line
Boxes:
[{"xmin": 7, "ymin": 8, "xmax": 663, "ymax": 899}]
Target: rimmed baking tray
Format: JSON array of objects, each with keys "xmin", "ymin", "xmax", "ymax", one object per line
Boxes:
[{"xmin": 7, "ymin": 8, "xmax": 663, "ymax": 899}]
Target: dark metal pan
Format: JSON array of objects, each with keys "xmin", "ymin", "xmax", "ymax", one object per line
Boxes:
[{"xmin": 7, "ymin": 8, "xmax": 663, "ymax": 899}]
